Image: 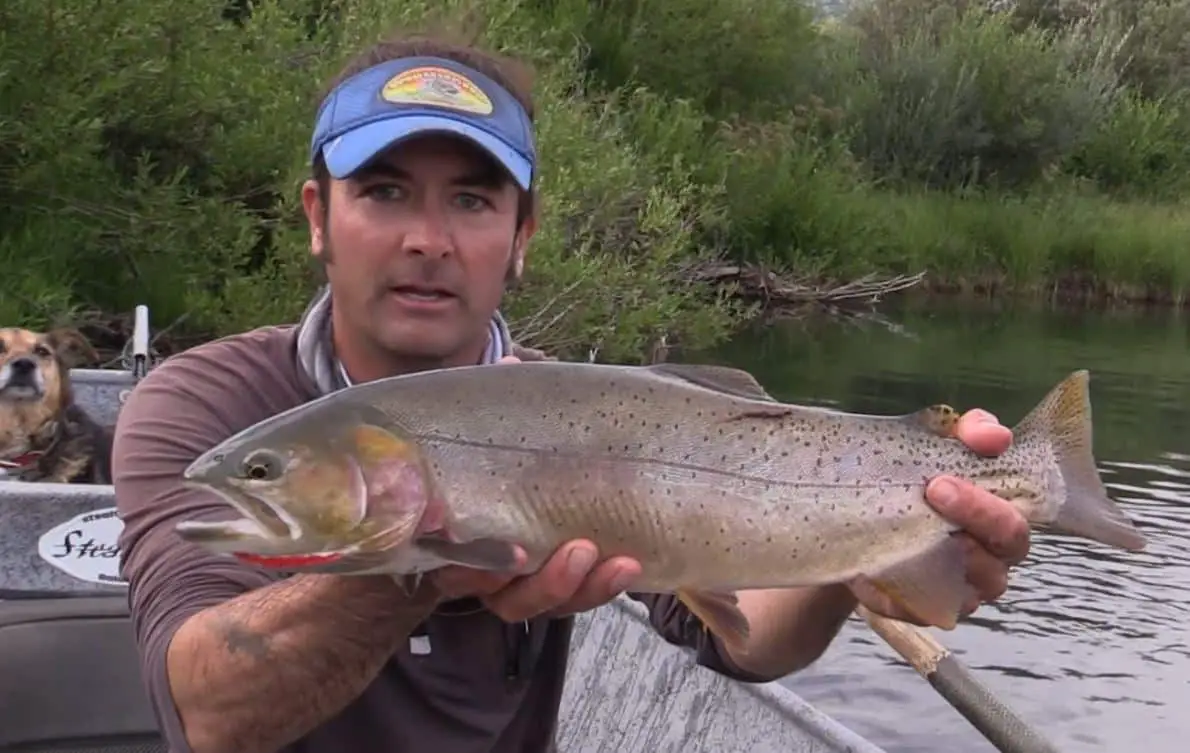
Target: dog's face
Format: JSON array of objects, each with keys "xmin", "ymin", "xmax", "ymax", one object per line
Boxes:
[{"xmin": 0, "ymin": 328, "xmax": 97, "ymax": 414}]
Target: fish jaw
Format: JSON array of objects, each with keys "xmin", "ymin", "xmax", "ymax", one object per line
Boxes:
[
  {"xmin": 179, "ymin": 477, "xmax": 298, "ymax": 540},
  {"xmin": 219, "ymin": 512, "xmax": 433, "ymax": 575},
  {"xmin": 173, "ymin": 517, "xmax": 284, "ymax": 556}
]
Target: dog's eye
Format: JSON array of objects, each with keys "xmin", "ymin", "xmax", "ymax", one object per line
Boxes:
[
  {"xmin": 33, "ymin": 345, "xmax": 50, "ymax": 358},
  {"xmin": 241, "ymin": 450, "xmax": 284, "ymax": 481}
]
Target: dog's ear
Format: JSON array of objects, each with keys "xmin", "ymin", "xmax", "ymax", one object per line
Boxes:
[{"xmin": 46, "ymin": 328, "xmax": 99, "ymax": 368}]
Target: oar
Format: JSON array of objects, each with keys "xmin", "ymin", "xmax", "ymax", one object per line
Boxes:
[{"xmin": 856, "ymin": 606, "xmax": 1062, "ymax": 753}]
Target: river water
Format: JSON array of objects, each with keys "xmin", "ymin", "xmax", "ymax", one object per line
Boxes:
[{"xmin": 709, "ymin": 299, "xmax": 1189, "ymax": 753}]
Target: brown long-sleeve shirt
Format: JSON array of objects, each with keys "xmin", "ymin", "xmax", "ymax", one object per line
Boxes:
[{"xmin": 113, "ymin": 324, "xmax": 769, "ymax": 753}]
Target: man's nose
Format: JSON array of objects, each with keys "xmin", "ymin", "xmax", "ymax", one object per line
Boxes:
[{"xmin": 401, "ymin": 206, "xmax": 453, "ymax": 258}]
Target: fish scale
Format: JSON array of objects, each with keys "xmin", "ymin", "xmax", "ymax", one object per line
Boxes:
[{"xmin": 177, "ymin": 361, "xmax": 1148, "ymax": 652}]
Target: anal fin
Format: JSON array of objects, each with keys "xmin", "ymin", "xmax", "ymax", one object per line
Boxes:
[
  {"xmin": 862, "ymin": 536, "xmax": 975, "ymax": 630},
  {"xmin": 677, "ymin": 588, "xmax": 751, "ymax": 653}
]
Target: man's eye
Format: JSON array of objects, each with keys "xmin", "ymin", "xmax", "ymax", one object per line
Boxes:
[
  {"xmin": 455, "ymin": 193, "xmax": 489, "ymax": 210},
  {"xmin": 363, "ymin": 184, "xmax": 403, "ymax": 200}
]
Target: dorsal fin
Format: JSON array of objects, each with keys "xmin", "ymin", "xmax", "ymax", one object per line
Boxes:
[{"xmin": 645, "ymin": 363, "xmax": 778, "ymax": 402}]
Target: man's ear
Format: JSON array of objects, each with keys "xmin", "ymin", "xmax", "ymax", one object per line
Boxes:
[
  {"xmin": 508, "ymin": 214, "xmax": 536, "ymax": 283},
  {"xmin": 301, "ymin": 178, "xmax": 326, "ymax": 261}
]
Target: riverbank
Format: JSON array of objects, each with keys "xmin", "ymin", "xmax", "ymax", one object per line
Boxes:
[{"xmin": 4, "ymin": 0, "xmax": 1189, "ymax": 361}]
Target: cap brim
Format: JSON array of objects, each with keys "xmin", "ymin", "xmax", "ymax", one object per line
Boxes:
[{"xmin": 321, "ymin": 115, "xmax": 533, "ymax": 190}]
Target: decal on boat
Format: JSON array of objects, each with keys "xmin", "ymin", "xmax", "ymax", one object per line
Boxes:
[{"xmin": 37, "ymin": 507, "xmax": 127, "ymax": 586}]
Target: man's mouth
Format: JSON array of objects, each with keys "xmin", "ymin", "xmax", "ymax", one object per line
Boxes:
[{"xmin": 389, "ymin": 285, "xmax": 456, "ymax": 302}]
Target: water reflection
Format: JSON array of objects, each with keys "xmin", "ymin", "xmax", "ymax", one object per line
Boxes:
[{"xmin": 709, "ymin": 301, "xmax": 1190, "ymax": 753}]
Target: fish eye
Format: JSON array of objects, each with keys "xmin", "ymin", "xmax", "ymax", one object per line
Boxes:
[{"xmin": 241, "ymin": 450, "xmax": 284, "ymax": 482}]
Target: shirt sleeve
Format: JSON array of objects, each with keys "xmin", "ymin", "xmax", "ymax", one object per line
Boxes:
[
  {"xmin": 625, "ymin": 592, "xmax": 776, "ymax": 683},
  {"xmin": 113, "ymin": 336, "xmax": 304, "ymax": 751}
]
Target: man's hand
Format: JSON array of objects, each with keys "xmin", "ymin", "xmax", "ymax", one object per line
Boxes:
[
  {"xmin": 851, "ymin": 408, "xmax": 1030, "ymax": 624},
  {"xmin": 431, "ymin": 540, "xmax": 642, "ymax": 621}
]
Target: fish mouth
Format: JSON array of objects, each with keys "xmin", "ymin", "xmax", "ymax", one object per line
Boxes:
[
  {"xmin": 180, "ymin": 479, "xmax": 296, "ymax": 540},
  {"xmin": 224, "ymin": 519, "xmax": 419, "ymax": 573}
]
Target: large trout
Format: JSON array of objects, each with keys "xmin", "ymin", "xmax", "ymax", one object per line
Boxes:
[{"xmin": 175, "ymin": 362, "xmax": 1147, "ymax": 650}]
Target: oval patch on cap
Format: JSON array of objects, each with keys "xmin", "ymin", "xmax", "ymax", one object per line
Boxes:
[{"xmin": 381, "ymin": 66, "xmax": 494, "ymax": 116}]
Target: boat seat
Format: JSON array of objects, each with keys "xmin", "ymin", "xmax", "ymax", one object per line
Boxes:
[{"xmin": 0, "ymin": 595, "xmax": 165, "ymax": 752}]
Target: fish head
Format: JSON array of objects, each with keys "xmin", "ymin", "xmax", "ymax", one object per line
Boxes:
[{"xmin": 178, "ymin": 403, "xmax": 437, "ymax": 569}]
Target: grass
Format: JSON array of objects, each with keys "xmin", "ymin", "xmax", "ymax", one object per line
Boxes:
[{"xmin": 853, "ymin": 190, "xmax": 1190, "ymax": 305}]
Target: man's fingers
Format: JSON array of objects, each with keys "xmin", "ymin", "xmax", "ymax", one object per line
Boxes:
[
  {"xmin": 544, "ymin": 557, "xmax": 641, "ymax": 618},
  {"xmin": 432, "ymin": 566, "xmax": 516, "ymax": 599},
  {"xmin": 954, "ymin": 409, "xmax": 1013, "ymax": 457},
  {"xmin": 959, "ymin": 534, "xmax": 1010, "ymax": 602},
  {"xmin": 483, "ymin": 540, "xmax": 598, "ymax": 621},
  {"xmin": 926, "ymin": 476, "xmax": 1031, "ymax": 565}
]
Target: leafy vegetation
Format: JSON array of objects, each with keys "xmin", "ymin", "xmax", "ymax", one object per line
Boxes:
[{"xmin": 2, "ymin": 0, "xmax": 1188, "ymax": 360}]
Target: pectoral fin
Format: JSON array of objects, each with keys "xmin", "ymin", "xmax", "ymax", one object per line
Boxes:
[
  {"xmin": 676, "ymin": 588, "xmax": 751, "ymax": 653},
  {"xmin": 412, "ymin": 536, "xmax": 522, "ymax": 572},
  {"xmin": 862, "ymin": 536, "xmax": 975, "ymax": 630}
]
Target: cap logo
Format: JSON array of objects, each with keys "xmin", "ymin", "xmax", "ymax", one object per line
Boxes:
[{"xmin": 381, "ymin": 66, "xmax": 494, "ymax": 116}]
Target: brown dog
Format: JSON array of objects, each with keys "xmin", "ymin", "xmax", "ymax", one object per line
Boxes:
[{"xmin": 0, "ymin": 327, "xmax": 112, "ymax": 484}]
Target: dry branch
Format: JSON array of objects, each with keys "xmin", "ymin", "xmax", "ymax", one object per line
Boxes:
[{"xmin": 688, "ymin": 261, "xmax": 926, "ymax": 306}]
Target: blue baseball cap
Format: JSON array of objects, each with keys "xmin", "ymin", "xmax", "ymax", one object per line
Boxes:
[{"xmin": 310, "ymin": 56, "xmax": 536, "ymax": 190}]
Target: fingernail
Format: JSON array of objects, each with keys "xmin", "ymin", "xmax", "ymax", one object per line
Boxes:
[
  {"xmin": 930, "ymin": 479, "xmax": 960, "ymax": 509},
  {"xmin": 567, "ymin": 546, "xmax": 596, "ymax": 578},
  {"xmin": 608, "ymin": 569, "xmax": 637, "ymax": 594}
]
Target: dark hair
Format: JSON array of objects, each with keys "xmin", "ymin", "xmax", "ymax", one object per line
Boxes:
[{"xmin": 311, "ymin": 28, "xmax": 539, "ymax": 225}]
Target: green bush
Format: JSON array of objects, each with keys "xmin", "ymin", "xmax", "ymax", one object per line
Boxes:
[
  {"xmin": 526, "ymin": 0, "xmax": 827, "ymax": 120},
  {"xmin": 1010, "ymin": 0, "xmax": 1190, "ymax": 98},
  {"xmin": 3, "ymin": 0, "xmax": 1190, "ymax": 360},
  {"xmin": 1064, "ymin": 91, "xmax": 1190, "ymax": 200},
  {"xmin": 0, "ymin": 0, "xmax": 744, "ymax": 360},
  {"xmin": 837, "ymin": 1, "xmax": 1120, "ymax": 190}
]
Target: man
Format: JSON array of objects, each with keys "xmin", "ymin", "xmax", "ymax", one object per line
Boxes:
[{"xmin": 113, "ymin": 31, "xmax": 1028, "ymax": 753}]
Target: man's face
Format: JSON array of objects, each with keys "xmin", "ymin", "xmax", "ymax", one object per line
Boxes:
[{"xmin": 302, "ymin": 134, "xmax": 533, "ymax": 372}]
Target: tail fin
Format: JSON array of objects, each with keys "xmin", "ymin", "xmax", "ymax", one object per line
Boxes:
[{"xmin": 1012, "ymin": 370, "xmax": 1147, "ymax": 552}]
